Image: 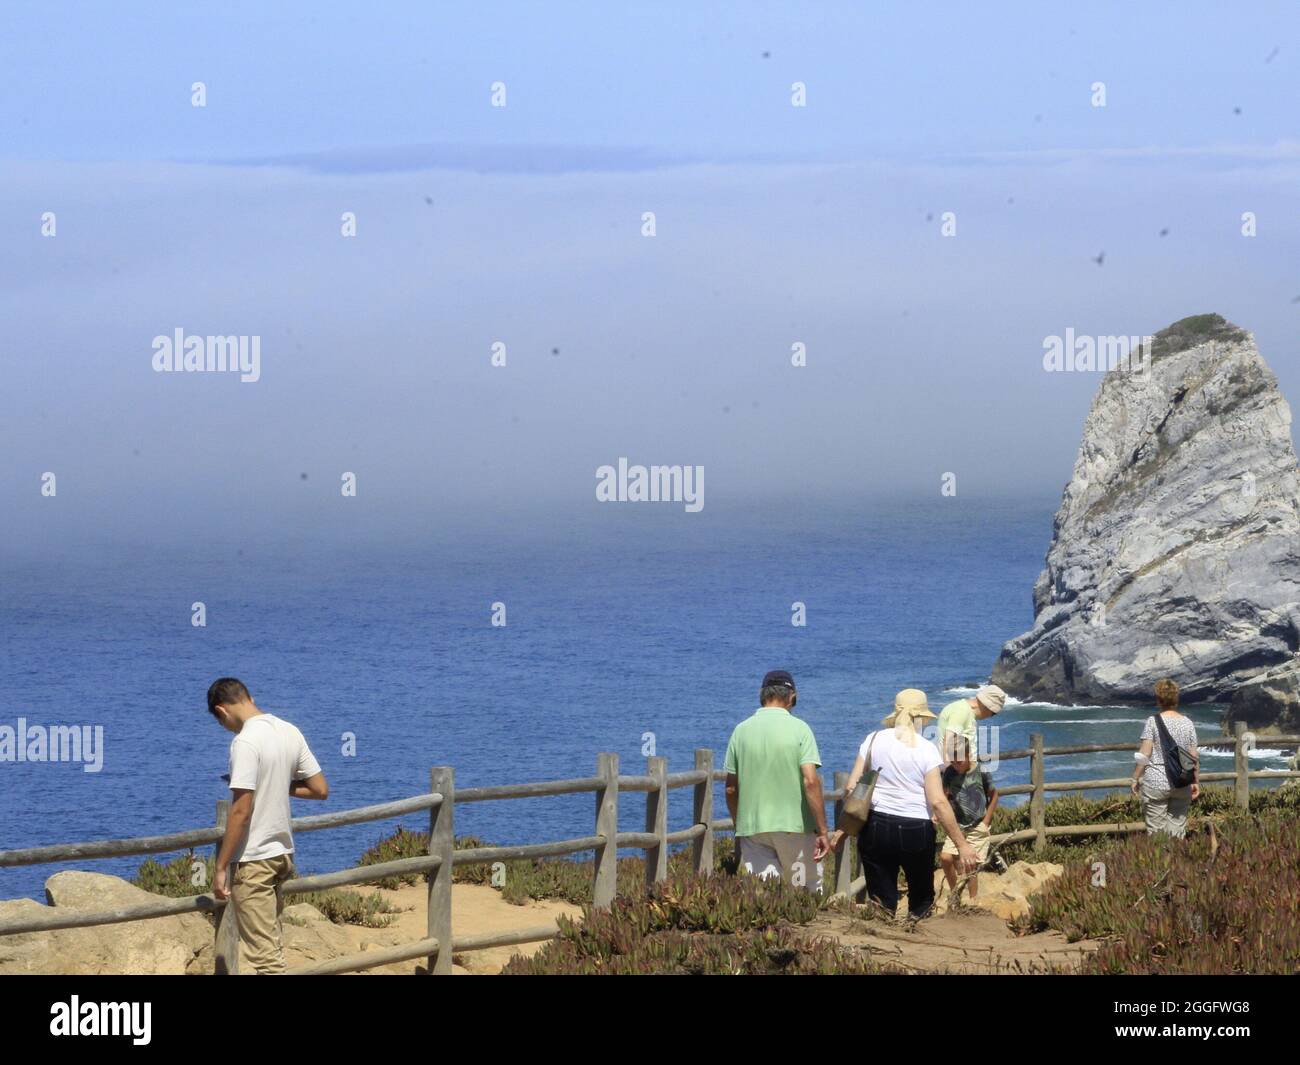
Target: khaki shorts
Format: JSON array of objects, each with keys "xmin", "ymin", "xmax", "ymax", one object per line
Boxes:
[
  {"xmin": 738, "ymin": 832, "xmax": 824, "ymax": 894},
  {"xmin": 941, "ymin": 821, "xmax": 990, "ymax": 863}
]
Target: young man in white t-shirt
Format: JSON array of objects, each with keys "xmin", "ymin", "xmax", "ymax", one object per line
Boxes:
[{"xmin": 208, "ymin": 678, "xmax": 328, "ymax": 974}]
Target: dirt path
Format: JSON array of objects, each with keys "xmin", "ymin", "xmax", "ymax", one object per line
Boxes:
[
  {"xmin": 345, "ymin": 878, "xmax": 1096, "ymax": 975},
  {"xmin": 303, "ymin": 883, "xmax": 580, "ymax": 975},
  {"xmin": 808, "ymin": 907, "xmax": 1098, "ymax": 974},
  {"xmin": 285, "ymin": 863, "xmax": 1093, "ymax": 975}
]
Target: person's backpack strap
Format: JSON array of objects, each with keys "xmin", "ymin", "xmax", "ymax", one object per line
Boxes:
[
  {"xmin": 1153, "ymin": 713, "xmax": 1195, "ymax": 787},
  {"xmin": 1152, "ymin": 712, "xmax": 1173, "ymax": 763},
  {"xmin": 1153, "ymin": 712, "xmax": 1176, "ymax": 754}
]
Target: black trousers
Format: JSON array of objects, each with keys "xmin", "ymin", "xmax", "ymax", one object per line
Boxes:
[{"xmin": 858, "ymin": 810, "xmax": 937, "ymax": 919}]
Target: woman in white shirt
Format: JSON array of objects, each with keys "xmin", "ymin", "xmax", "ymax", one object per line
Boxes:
[{"xmin": 830, "ymin": 689, "xmax": 977, "ymax": 919}]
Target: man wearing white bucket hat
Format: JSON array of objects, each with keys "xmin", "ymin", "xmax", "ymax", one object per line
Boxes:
[{"xmin": 936, "ymin": 684, "xmax": 1006, "ymax": 765}]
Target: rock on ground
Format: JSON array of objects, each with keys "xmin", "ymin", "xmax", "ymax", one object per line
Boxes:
[
  {"xmin": 0, "ymin": 873, "xmax": 575, "ymax": 975},
  {"xmin": 1225, "ymin": 658, "xmax": 1300, "ymax": 734},
  {"xmin": 0, "ymin": 871, "xmax": 211, "ymax": 975},
  {"xmin": 924, "ymin": 860, "xmax": 1064, "ymax": 921}
]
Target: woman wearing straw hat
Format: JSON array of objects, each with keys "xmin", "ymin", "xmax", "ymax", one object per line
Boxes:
[{"xmin": 830, "ymin": 689, "xmax": 978, "ymax": 920}]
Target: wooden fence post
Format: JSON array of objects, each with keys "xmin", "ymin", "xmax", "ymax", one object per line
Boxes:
[
  {"xmin": 593, "ymin": 753, "xmax": 619, "ymax": 908},
  {"xmin": 832, "ymin": 771, "xmax": 854, "ymax": 897},
  {"xmin": 213, "ymin": 799, "xmax": 239, "ymax": 975},
  {"xmin": 1030, "ymin": 733, "xmax": 1046, "ymax": 852},
  {"xmin": 1233, "ymin": 721, "xmax": 1251, "ymax": 811},
  {"xmin": 427, "ymin": 767, "xmax": 454, "ymax": 975},
  {"xmin": 645, "ymin": 756, "xmax": 668, "ymax": 887},
  {"xmin": 692, "ymin": 749, "xmax": 714, "ymax": 876}
]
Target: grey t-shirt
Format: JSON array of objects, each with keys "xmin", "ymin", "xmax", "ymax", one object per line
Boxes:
[{"xmin": 1140, "ymin": 712, "xmax": 1197, "ymax": 792}]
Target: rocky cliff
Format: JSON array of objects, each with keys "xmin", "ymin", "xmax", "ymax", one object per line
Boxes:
[
  {"xmin": 992, "ymin": 314, "xmax": 1300, "ymax": 705},
  {"xmin": 1224, "ymin": 659, "xmax": 1300, "ymax": 733}
]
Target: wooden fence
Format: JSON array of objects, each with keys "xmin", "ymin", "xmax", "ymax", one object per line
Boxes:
[{"xmin": 1, "ymin": 723, "xmax": 1296, "ymax": 975}]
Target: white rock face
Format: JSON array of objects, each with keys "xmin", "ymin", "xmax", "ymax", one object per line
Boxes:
[{"xmin": 993, "ymin": 315, "xmax": 1300, "ymax": 704}]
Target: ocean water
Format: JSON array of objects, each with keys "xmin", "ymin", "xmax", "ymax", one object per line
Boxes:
[{"xmin": 1, "ymin": 498, "xmax": 1290, "ymax": 901}]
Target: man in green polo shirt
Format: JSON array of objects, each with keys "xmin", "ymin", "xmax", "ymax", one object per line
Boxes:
[
  {"xmin": 723, "ymin": 670, "xmax": 829, "ymax": 893},
  {"xmin": 936, "ymin": 684, "xmax": 1006, "ymax": 764}
]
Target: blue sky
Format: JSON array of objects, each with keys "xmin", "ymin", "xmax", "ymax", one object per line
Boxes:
[
  {"xmin": 4, "ymin": 2, "xmax": 1296, "ymax": 163},
  {"xmin": 1, "ymin": 2, "xmax": 1297, "ymax": 544}
]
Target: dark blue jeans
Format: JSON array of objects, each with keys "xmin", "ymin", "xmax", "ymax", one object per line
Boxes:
[{"xmin": 858, "ymin": 810, "xmax": 937, "ymax": 918}]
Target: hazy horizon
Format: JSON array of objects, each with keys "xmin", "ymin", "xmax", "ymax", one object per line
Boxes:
[{"xmin": 2, "ymin": 2, "xmax": 1297, "ymax": 547}]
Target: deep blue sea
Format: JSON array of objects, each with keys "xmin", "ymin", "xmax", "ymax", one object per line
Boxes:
[{"xmin": 1, "ymin": 498, "xmax": 1290, "ymax": 901}]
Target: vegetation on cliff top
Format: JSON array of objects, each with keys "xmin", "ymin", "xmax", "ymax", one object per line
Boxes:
[
  {"xmin": 1150, "ymin": 312, "xmax": 1248, "ymax": 358},
  {"xmin": 1020, "ymin": 808, "xmax": 1299, "ymax": 974},
  {"xmin": 499, "ymin": 870, "xmax": 888, "ymax": 975}
]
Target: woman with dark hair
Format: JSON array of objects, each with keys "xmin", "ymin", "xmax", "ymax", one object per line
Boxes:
[{"xmin": 1132, "ymin": 678, "xmax": 1200, "ymax": 837}]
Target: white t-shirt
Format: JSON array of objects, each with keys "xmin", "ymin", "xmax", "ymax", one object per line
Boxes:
[
  {"xmin": 228, "ymin": 714, "xmax": 321, "ymax": 862},
  {"xmin": 858, "ymin": 729, "xmax": 943, "ymax": 820}
]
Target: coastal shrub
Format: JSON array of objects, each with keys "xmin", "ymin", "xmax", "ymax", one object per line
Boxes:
[
  {"xmin": 132, "ymin": 850, "xmax": 401, "ymax": 927},
  {"xmin": 291, "ymin": 889, "xmax": 398, "ymax": 928},
  {"xmin": 356, "ymin": 825, "xmax": 741, "ymax": 904},
  {"xmin": 1149, "ymin": 312, "xmax": 1247, "ymax": 358},
  {"xmin": 501, "ymin": 871, "xmax": 885, "ymax": 975},
  {"xmin": 133, "ymin": 851, "xmax": 215, "ymax": 897},
  {"xmin": 357, "ymin": 830, "xmax": 490, "ymax": 889},
  {"xmin": 356, "ymin": 826, "xmax": 427, "ymax": 888},
  {"xmin": 502, "ymin": 924, "xmax": 880, "ymax": 975},
  {"xmin": 485, "ymin": 834, "xmax": 744, "ymax": 905},
  {"xmin": 496, "ymin": 855, "xmax": 613, "ymax": 905},
  {"xmin": 1020, "ymin": 810, "xmax": 1300, "ymax": 974},
  {"xmin": 988, "ymin": 784, "xmax": 1299, "ymax": 863},
  {"xmin": 359, "ymin": 825, "xmax": 652, "ymax": 902}
]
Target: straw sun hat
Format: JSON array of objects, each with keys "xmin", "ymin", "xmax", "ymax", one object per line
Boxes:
[{"xmin": 881, "ymin": 688, "xmax": 937, "ymax": 728}]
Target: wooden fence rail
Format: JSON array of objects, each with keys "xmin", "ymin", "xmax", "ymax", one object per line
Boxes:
[{"xmin": 1, "ymin": 728, "xmax": 1296, "ymax": 974}]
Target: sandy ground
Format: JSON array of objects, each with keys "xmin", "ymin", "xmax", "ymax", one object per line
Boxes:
[
  {"xmin": 292, "ymin": 866, "xmax": 1090, "ymax": 976},
  {"xmin": 301, "ymin": 883, "xmax": 581, "ymax": 975},
  {"xmin": 309, "ymin": 878, "xmax": 1093, "ymax": 975},
  {"xmin": 808, "ymin": 907, "xmax": 1098, "ymax": 973},
  {"xmin": 803, "ymin": 864, "xmax": 1099, "ymax": 974}
]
